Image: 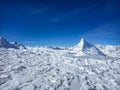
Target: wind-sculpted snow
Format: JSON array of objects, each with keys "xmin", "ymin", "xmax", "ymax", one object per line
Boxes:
[{"xmin": 0, "ymin": 47, "xmax": 120, "ymax": 90}]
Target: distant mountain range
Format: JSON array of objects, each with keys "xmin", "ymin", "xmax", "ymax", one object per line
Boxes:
[
  {"xmin": 0, "ymin": 36, "xmax": 120, "ymax": 58},
  {"xmin": 0, "ymin": 37, "xmax": 25, "ymax": 49}
]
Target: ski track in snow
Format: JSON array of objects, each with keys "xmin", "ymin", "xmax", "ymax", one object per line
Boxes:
[{"xmin": 0, "ymin": 47, "xmax": 120, "ymax": 90}]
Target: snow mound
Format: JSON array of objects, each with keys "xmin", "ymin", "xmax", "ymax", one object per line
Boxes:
[
  {"xmin": 73, "ymin": 38, "xmax": 105, "ymax": 56},
  {"xmin": 0, "ymin": 37, "xmax": 25, "ymax": 49}
]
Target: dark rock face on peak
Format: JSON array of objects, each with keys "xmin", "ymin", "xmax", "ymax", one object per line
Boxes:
[{"xmin": 0, "ymin": 37, "xmax": 25, "ymax": 49}]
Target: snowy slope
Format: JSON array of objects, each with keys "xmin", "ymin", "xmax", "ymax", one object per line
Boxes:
[
  {"xmin": 96, "ymin": 45, "xmax": 120, "ymax": 58},
  {"xmin": 0, "ymin": 37, "xmax": 120, "ymax": 90}
]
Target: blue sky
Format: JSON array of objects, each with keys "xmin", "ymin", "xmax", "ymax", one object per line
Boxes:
[{"xmin": 0, "ymin": 0, "xmax": 120, "ymax": 46}]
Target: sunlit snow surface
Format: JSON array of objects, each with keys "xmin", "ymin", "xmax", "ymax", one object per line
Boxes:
[{"xmin": 0, "ymin": 46, "xmax": 120, "ymax": 90}]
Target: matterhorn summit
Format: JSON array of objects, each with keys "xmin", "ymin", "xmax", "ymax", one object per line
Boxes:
[
  {"xmin": 73, "ymin": 37, "xmax": 105, "ymax": 56},
  {"xmin": 76, "ymin": 37, "xmax": 94, "ymax": 51}
]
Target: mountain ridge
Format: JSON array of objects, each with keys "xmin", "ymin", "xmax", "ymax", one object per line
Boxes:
[
  {"xmin": 73, "ymin": 38, "xmax": 106, "ymax": 56},
  {"xmin": 0, "ymin": 37, "xmax": 25, "ymax": 49}
]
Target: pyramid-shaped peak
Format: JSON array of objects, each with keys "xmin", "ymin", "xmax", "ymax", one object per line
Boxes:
[
  {"xmin": 77, "ymin": 37, "xmax": 87, "ymax": 46},
  {"xmin": 79, "ymin": 37, "xmax": 86, "ymax": 44},
  {"xmin": 73, "ymin": 37, "xmax": 106, "ymax": 56},
  {"xmin": 76, "ymin": 37, "xmax": 93, "ymax": 50},
  {"xmin": 81, "ymin": 37, "xmax": 85, "ymax": 41}
]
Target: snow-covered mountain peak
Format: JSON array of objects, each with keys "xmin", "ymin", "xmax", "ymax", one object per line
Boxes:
[
  {"xmin": 0, "ymin": 36, "xmax": 4, "ymax": 39},
  {"xmin": 77, "ymin": 37, "xmax": 85, "ymax": 47},
  {"xmin": 11, "ymin": 41, "xmax": 17, "ymax": 44},
  {"xmin": 0, "ymin": 37, "xmax": 25, "ymax": 49},
  {"xmin": 0, "ymin": 37, "xmax": 10, "ymax": 48},
  {"xmin": 76, "ymin": 37, "xmax": 93, "ymax": 51},
  {"xmin": 73, "ymin": 38, "xmax": 105, "ymax": 56},
  {"xmin": 0, "ymin": 37, "xmax": 9, "ymax": 43}
]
